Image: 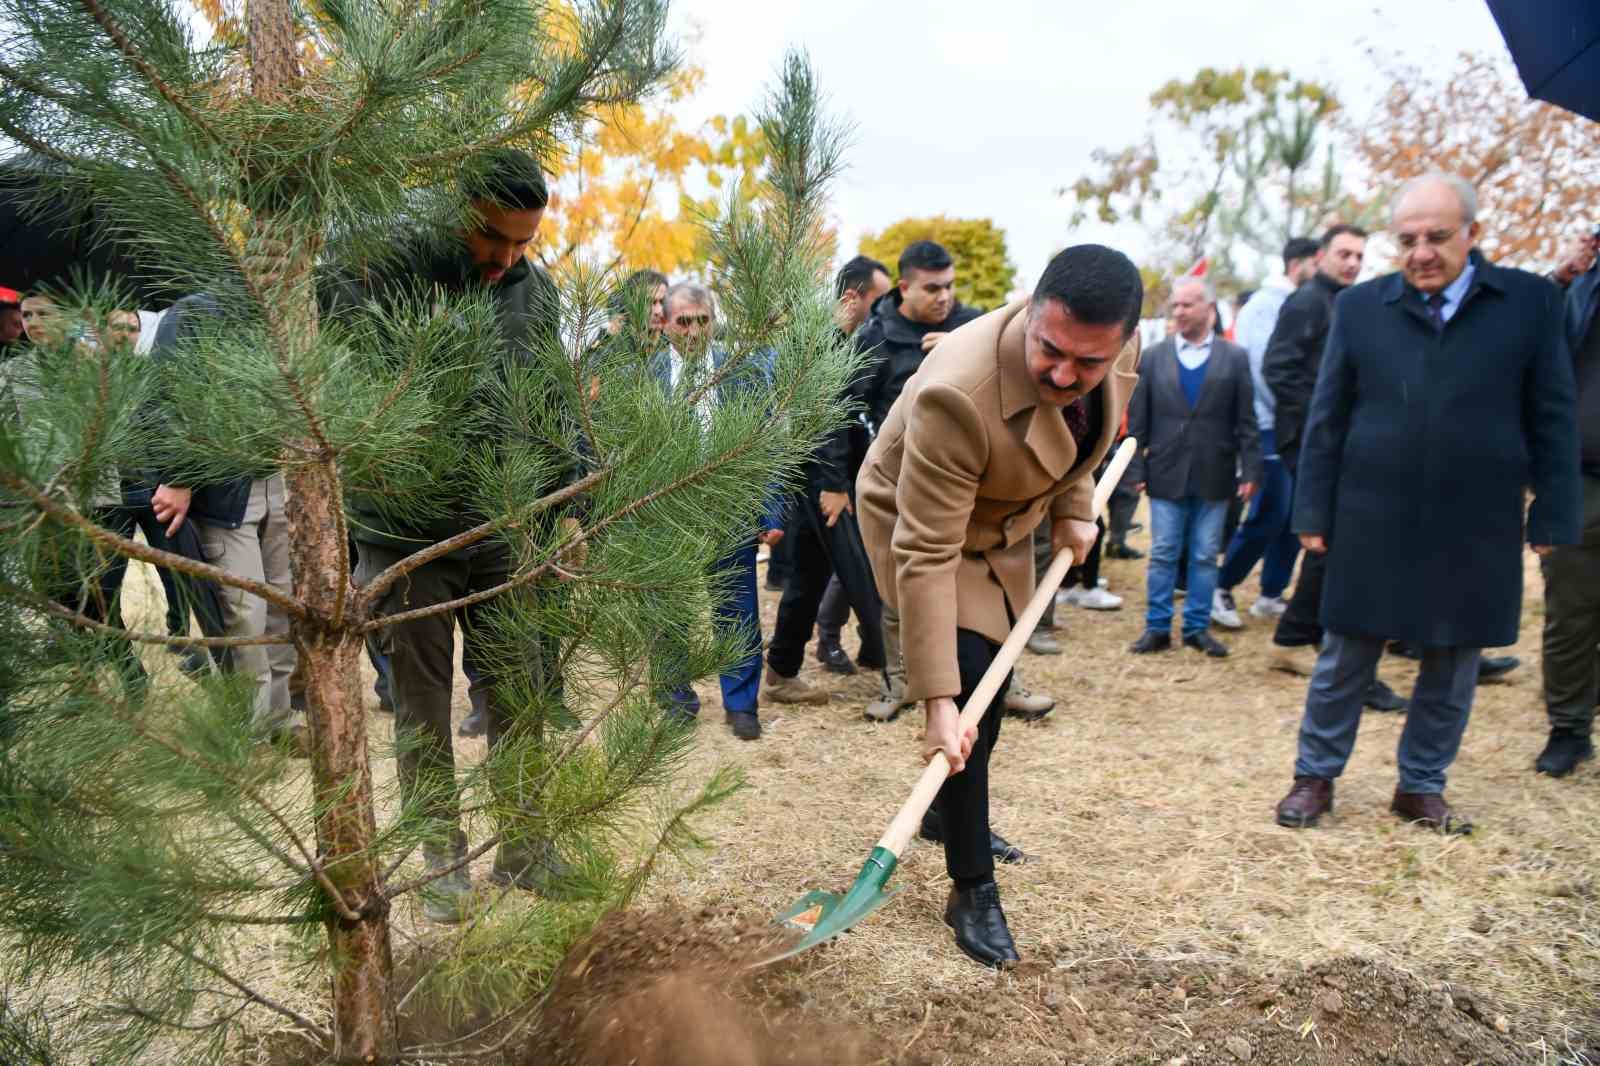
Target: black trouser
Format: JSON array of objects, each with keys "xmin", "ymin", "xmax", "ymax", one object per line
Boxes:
[
  {"xmin": 936, "ymin": 628, "xmax": 1011, "ymax": 886},
  {"xmin": 1065, "ymin": 520, "xmax": 1105, "ymax": 591},
  {"xmin": 1107, "ymin": 452, "xmax": 1139, "ymax": 543},
  {"xmin": 767, "ymin": 489, "xmax": 884, "ymax": 676},
  {"xmin": 1541, "ymin": 476, "xmax": 1600, "ymax": 733},
  {"xmin": 1274, "ymin": 541, "xmax": 1327, "ymax": 647}
]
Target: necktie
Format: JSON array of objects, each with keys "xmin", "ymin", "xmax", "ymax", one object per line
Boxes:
[
  {"xmin": 1426, "ymin": 292, "xmax": 1447, "ymax": 329},
  {"xmin": 1063, "ymin": 398, "xmax": 1090, "ymax": 453}
]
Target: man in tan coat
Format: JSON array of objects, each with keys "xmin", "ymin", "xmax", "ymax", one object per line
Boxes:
[{"xmin": 857, "ymin": 245, "xmax": 1143, "ymax": 967}]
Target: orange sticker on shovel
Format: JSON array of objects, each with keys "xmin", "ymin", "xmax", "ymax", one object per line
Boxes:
[{"xmin": 788, "ymin": 905, "xmax": 824, "ymax": 932}]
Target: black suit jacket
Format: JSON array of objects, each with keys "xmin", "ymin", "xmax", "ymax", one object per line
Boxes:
[{"xmin": 1126, "ymin": 335, "xmax": 1262, "ymax": 502}]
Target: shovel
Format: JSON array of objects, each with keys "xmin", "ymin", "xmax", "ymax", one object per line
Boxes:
[{"xmin": 767, "ymin": 436, "xmax": 1138, "ymax": 962}]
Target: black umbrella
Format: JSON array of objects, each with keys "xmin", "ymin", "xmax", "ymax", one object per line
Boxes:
[
  {"xmin": 0, "ymin": 152, "xmax": 180, "ymax": 306},
  {"xmin": 1486, "ymin": 0, "xmax": 1600, "ymax": 121}
]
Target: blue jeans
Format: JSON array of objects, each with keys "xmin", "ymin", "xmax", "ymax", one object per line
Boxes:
[
  {"xmin": 1146, "ymin": 496, "xmax": 1228, "ymax": 636},
  {"xmin": 1218, "ymin": 433, "xmax": 1299, "ymax": 598},
  {"xmin": 1295, "ymin": 633, "xmax": 1480, "ymax": 793},
  {"xmin": 711, "ymin": 540, "xmax": 763, "ymax": 713}
]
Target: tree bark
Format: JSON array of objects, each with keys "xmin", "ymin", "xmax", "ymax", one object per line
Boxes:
[{"xmin": 248, "ymin": 0, "xmax": 399, "ymax": 1057}]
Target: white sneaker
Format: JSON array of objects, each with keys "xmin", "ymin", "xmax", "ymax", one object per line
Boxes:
[
  {"xmin": 1056, "ymin": 586, "xmax": 1082, "ymax": 608},
  {"xmin": 1075, "ymin": 587, "xmax": 1123, "ymax": 610},
  {"xmin": 1250, "ymin": 595, "xmax": 1288, "ymax": 619},
  {"xmin": 1211, "ymin": 589, "xmax": 1244, "ymax": 630}
]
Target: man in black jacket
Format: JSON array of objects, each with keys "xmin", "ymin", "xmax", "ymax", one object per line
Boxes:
[
  {"xmin": 1126, "ymin": 278, "xmax": 1260, "ymax": 658},
  {"xmin": 339, "ymin": 150, "xmax": 577, "ymax": 920},
  {"xmin": 1537, "ymin": 229, "xmax": 1600, "ymax": 777},
  {"xmin": 770, "ymin": 256, "xmax": 890, "ymax": 693},
  {"xmin": 845, "ymin": 241, "xmax": 985, "ymax": 722},
  {"xmin": 1262, "ymin": 225, "xmax": 1368, "ymax": 673}
]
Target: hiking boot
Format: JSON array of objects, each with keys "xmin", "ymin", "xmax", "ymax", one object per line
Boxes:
[
  {"xmin": 763, "ymin": 666, "xmax": 829, "ymax": 705},
  {"xmin": 725, "ymin": 710, "xmax": 761, "ymax": 741},
  {"xmin": 1211, "ymin": 589, "xmax": 1243, "ymax": 630},
  {"xmin": 1275, "ymin": 776, "xmax": 1333, "ymax": 829},
  {"xmin": 1535, "ymin": 728, "xmax": 1593, "ymax": 778},
  {"xmin": 1269, "ymin": 643, "xmax": 1317, "ymax": 676},
  {"xmin": 944, "ymin": 881, "xmax": 1019, "ymax": 969},
  {"xmin": 1003, "ymin": 680, "xmax": 1055, "ymax": 722},
  {"xmin": 420, "ymin": 842, "xmax": 472, "ymax": 923},
  {"xmin": 491, "ymin": 839, "xmax": 577, "ymax": 898}
]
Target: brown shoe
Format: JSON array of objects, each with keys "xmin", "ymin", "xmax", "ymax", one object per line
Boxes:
[
  {"xmin": 763, "ymin": 666, "xmax": 829, "ymax": 705},
  {"xmin": 1390, "ymin": 790, "xmax": 1473, "ymax": 835},
  {"xmin": 1269, "ymin": 644, "xmax": 1317, "ymax": 677},
  {"xmin": 1274, "ymin": 776, "xmax": 1333, "ymax": 828}
]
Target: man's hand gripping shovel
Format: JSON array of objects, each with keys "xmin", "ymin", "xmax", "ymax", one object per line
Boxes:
[{"xmin": 762, "ymin": 437, "xmax": 1139, "ymax": 964}]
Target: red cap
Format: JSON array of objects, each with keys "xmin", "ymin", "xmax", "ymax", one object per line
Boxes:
[{"xmin": 0, "ymin": 288, "xmax": 20, "ymax": 307}]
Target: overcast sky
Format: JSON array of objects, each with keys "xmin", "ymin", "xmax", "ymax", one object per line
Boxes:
[{"xmin": 665, "ymin": 0, "xmax": 1512, "ymax": 290}]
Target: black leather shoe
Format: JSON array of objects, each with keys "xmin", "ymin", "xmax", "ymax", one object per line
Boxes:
[
  {"xmin": 1535, "ymin": 728, "xmax": 1593, "ymax": 777},
  {"xmin": 1128, "ymin": 630, "xmax": 1172, "ymax": 654},
  {"xmin": 724, "ymin": 710, "xmax": 762, "ymax": 741},
  {"xmin": 943, "ymin": 881, "xmax": 1019, "ymax": 969},
  {"xmin": 457, "ymin": 707, "xmax": 486, "ymax": 738},
  {"xmin": 1478, "ymin": 655, "xmax": 1520, "ymax": 682},
  {"xmin": 1183, "ymin": 631, "xmax": 1229, "ymax": 658},
  {"xmin": 1364, "ymin": 679, "xmax": 1406, "ymax": 712},
  {"xmin": 814, "ymin": 641, "xmax": 857, "ymax": 675},
  {"xmin": 1105, "ymin": 541, "xmax": 1144, "ymax": 560},
  {"xmin": 919, "ymin": 812, "xmax": 1026, "ymax": 864},
  {"xmin": 1388, "ymin": 640, "xmax": 1422, "ymax": 660}
]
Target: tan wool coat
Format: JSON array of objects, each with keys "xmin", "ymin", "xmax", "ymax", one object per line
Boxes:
[{"xmin": 856, "ymin": 297, "xmax": 1140, "ymax": 703}]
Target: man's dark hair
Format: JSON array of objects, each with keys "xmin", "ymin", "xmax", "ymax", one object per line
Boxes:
[
  {"xmin": 462, "ymin": 148, "xmax": 549, "ymax": 211},
  {"xmin": 1281, "ymin": 237, "xmax": 1319, "ymax": 270},
  {"xmin": 1319, "ymin": 223, "xmax": 1368, "ymax": 250},
  {"xmin": 1031, "ymin": 245, "xmax": 1144, "ymax": 337},
  {"xmin": 897, "ymin": 240, "xmax": 953, "ymax": 280},
  {"xmin": 609, "ymin": 268, "xmax": 668, "ymax": 316},
  {"xmin": 835, "ymin": 255, "xmax": 888, "ymax": 299}
]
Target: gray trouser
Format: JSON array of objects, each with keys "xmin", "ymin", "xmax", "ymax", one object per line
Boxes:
[
  {"xmin": 1541, "ymin": 476, "xmax": 1600, "ymax": 733},
  {"xmin": 1032, "ymin": 523, "xmax": 1056, "ymax": 631},
  {"xmin": 879, "ymin": 603, "xmax": 905, "ymax": 700},
  {"xmin": 357, "ymin": 541, "xmax": 547, "ymax": 839},
  {"xmin": 1294, "ymin": 632, "xmax": 1480, "ymax": 794},
  {"xmin": 195, "ymin": 473, "xmax": 296, "ymax": 735}
]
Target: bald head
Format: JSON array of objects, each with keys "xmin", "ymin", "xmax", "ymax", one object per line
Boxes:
[
  {"xmin": 1391, "ymin": 173, "xmax": 1481, "ymax": 295},
  {"xmin": 1169, "ymin": 278, "xmax": 1215, "ymax": 342}
]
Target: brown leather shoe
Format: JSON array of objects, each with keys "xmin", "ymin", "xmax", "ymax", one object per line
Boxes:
[
  {"xmin": 1390, "ymin": 790, "xmax": 1473, "ymax": 835},
  {"xmin": 1274, "ymin": 776, "xmax": 1333, "ymax": 828}
]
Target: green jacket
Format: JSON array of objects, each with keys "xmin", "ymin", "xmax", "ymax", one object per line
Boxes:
[{"xmin": 329, "ymin": 239, "xmax": 575, "ymax": 555}]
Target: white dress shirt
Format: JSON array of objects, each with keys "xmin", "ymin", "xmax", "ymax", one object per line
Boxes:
[{"xmin": 1175, "ymin": 331, "xmax": 1214, "ymax": 370}]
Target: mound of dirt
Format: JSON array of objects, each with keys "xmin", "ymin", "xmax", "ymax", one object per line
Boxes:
[
  {"xmin": 534, "ymin": 904, "xmax": 923, "ymax": 1066},
  {"xmin": 771, "ymin": 949, "xmax": 1539, "ymax": 1066}
]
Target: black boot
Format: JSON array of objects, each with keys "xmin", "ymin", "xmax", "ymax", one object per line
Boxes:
[
  {"xmin": 943, "ymin": 881, "xmax": 1019, "ymax": 968},
  {"xmin": 814, "ymin": 640, "xmax": 856, "ymax": 675},
  {"xmin": 1535, "ymin": 728, "xmax": 1594, "ymax": 778}
]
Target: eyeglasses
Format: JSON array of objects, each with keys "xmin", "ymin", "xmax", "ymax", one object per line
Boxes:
[
  {"xmin": 674, "ymin": 314, "xmax": 711, "ymax": 328},
  {"xmin": 1394, "ymin": 226, "xmax": 1461, "ymax": 252}
]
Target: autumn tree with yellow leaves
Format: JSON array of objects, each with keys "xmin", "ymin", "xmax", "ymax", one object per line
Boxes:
[{"xmin": 859, "ymin": 216, "xmax": 1018, "ymax": 310}]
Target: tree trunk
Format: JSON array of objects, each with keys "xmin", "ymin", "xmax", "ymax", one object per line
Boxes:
[{"xmin": 247, "ymin": 0, "xmax": 399, "ymax": 1056}]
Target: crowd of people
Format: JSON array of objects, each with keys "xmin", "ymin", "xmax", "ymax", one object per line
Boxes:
[{"xmin": 3, "ymin": 158, "xmax": 1596, "ymax": 967}]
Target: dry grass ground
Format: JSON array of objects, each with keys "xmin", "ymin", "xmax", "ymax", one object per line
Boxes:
[{"xmin": 49, "ymin": 510, "xmax": 1600, "ymax": 1063}]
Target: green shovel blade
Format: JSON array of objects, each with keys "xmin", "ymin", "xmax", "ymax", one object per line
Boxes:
[{"xmin": 765, "ymin": 847, "xmax": 900, "ymax": 963}]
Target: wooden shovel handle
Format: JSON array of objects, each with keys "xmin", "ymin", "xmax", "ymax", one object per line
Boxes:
[{"xmin": 874, "ymin": 437, "xmax": 1139, "ymax": 858}]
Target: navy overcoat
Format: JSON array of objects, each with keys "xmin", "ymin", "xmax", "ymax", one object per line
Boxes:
[{"xmin": 1292, "ymin": 252, "xmax": 1581, "ymax": 648}]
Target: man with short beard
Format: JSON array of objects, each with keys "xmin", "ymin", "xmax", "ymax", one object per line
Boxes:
[{"xmin": 856, "ymin": 245, "xmax": 1142, "ymax": 967}]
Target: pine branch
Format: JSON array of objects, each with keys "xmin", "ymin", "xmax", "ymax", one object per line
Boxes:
[
  {"xmin": 74, "ymin": 0, "xmax": 222, "ymax": 145},
  {"xmin": 0, "ymin": 118, "xmax": 80, "ymax": 165},
  {"xmin": 160, "ymin": 939, "xmax": 333, "ymax": 1045},
  {"xmin": 0, "ymin": 583, "xmax": 292, "ymax": 648},
  {"xmin": 0, "ymin": 467, "xmax": 310, "ymax": 620},
  {"xmin": 353, "ymin": 467, "xmax": 606, "ymax": 614}
]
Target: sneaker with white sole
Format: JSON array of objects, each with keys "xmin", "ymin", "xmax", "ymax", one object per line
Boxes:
[
  {"xmin": 1211, "ymin": 589, "xmax": 1244, "ymax": 630},
  {"xmin": 1056, "ymin": 586, "xmax": 1085, "ymax": 608},
  {"xmin": 1074, "ymin": 587, "xmax": 1122, "ymax": 610},
  {"xmin": 1249, "ymin": 595, "xmax": 1288, "ymax": 619}
]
